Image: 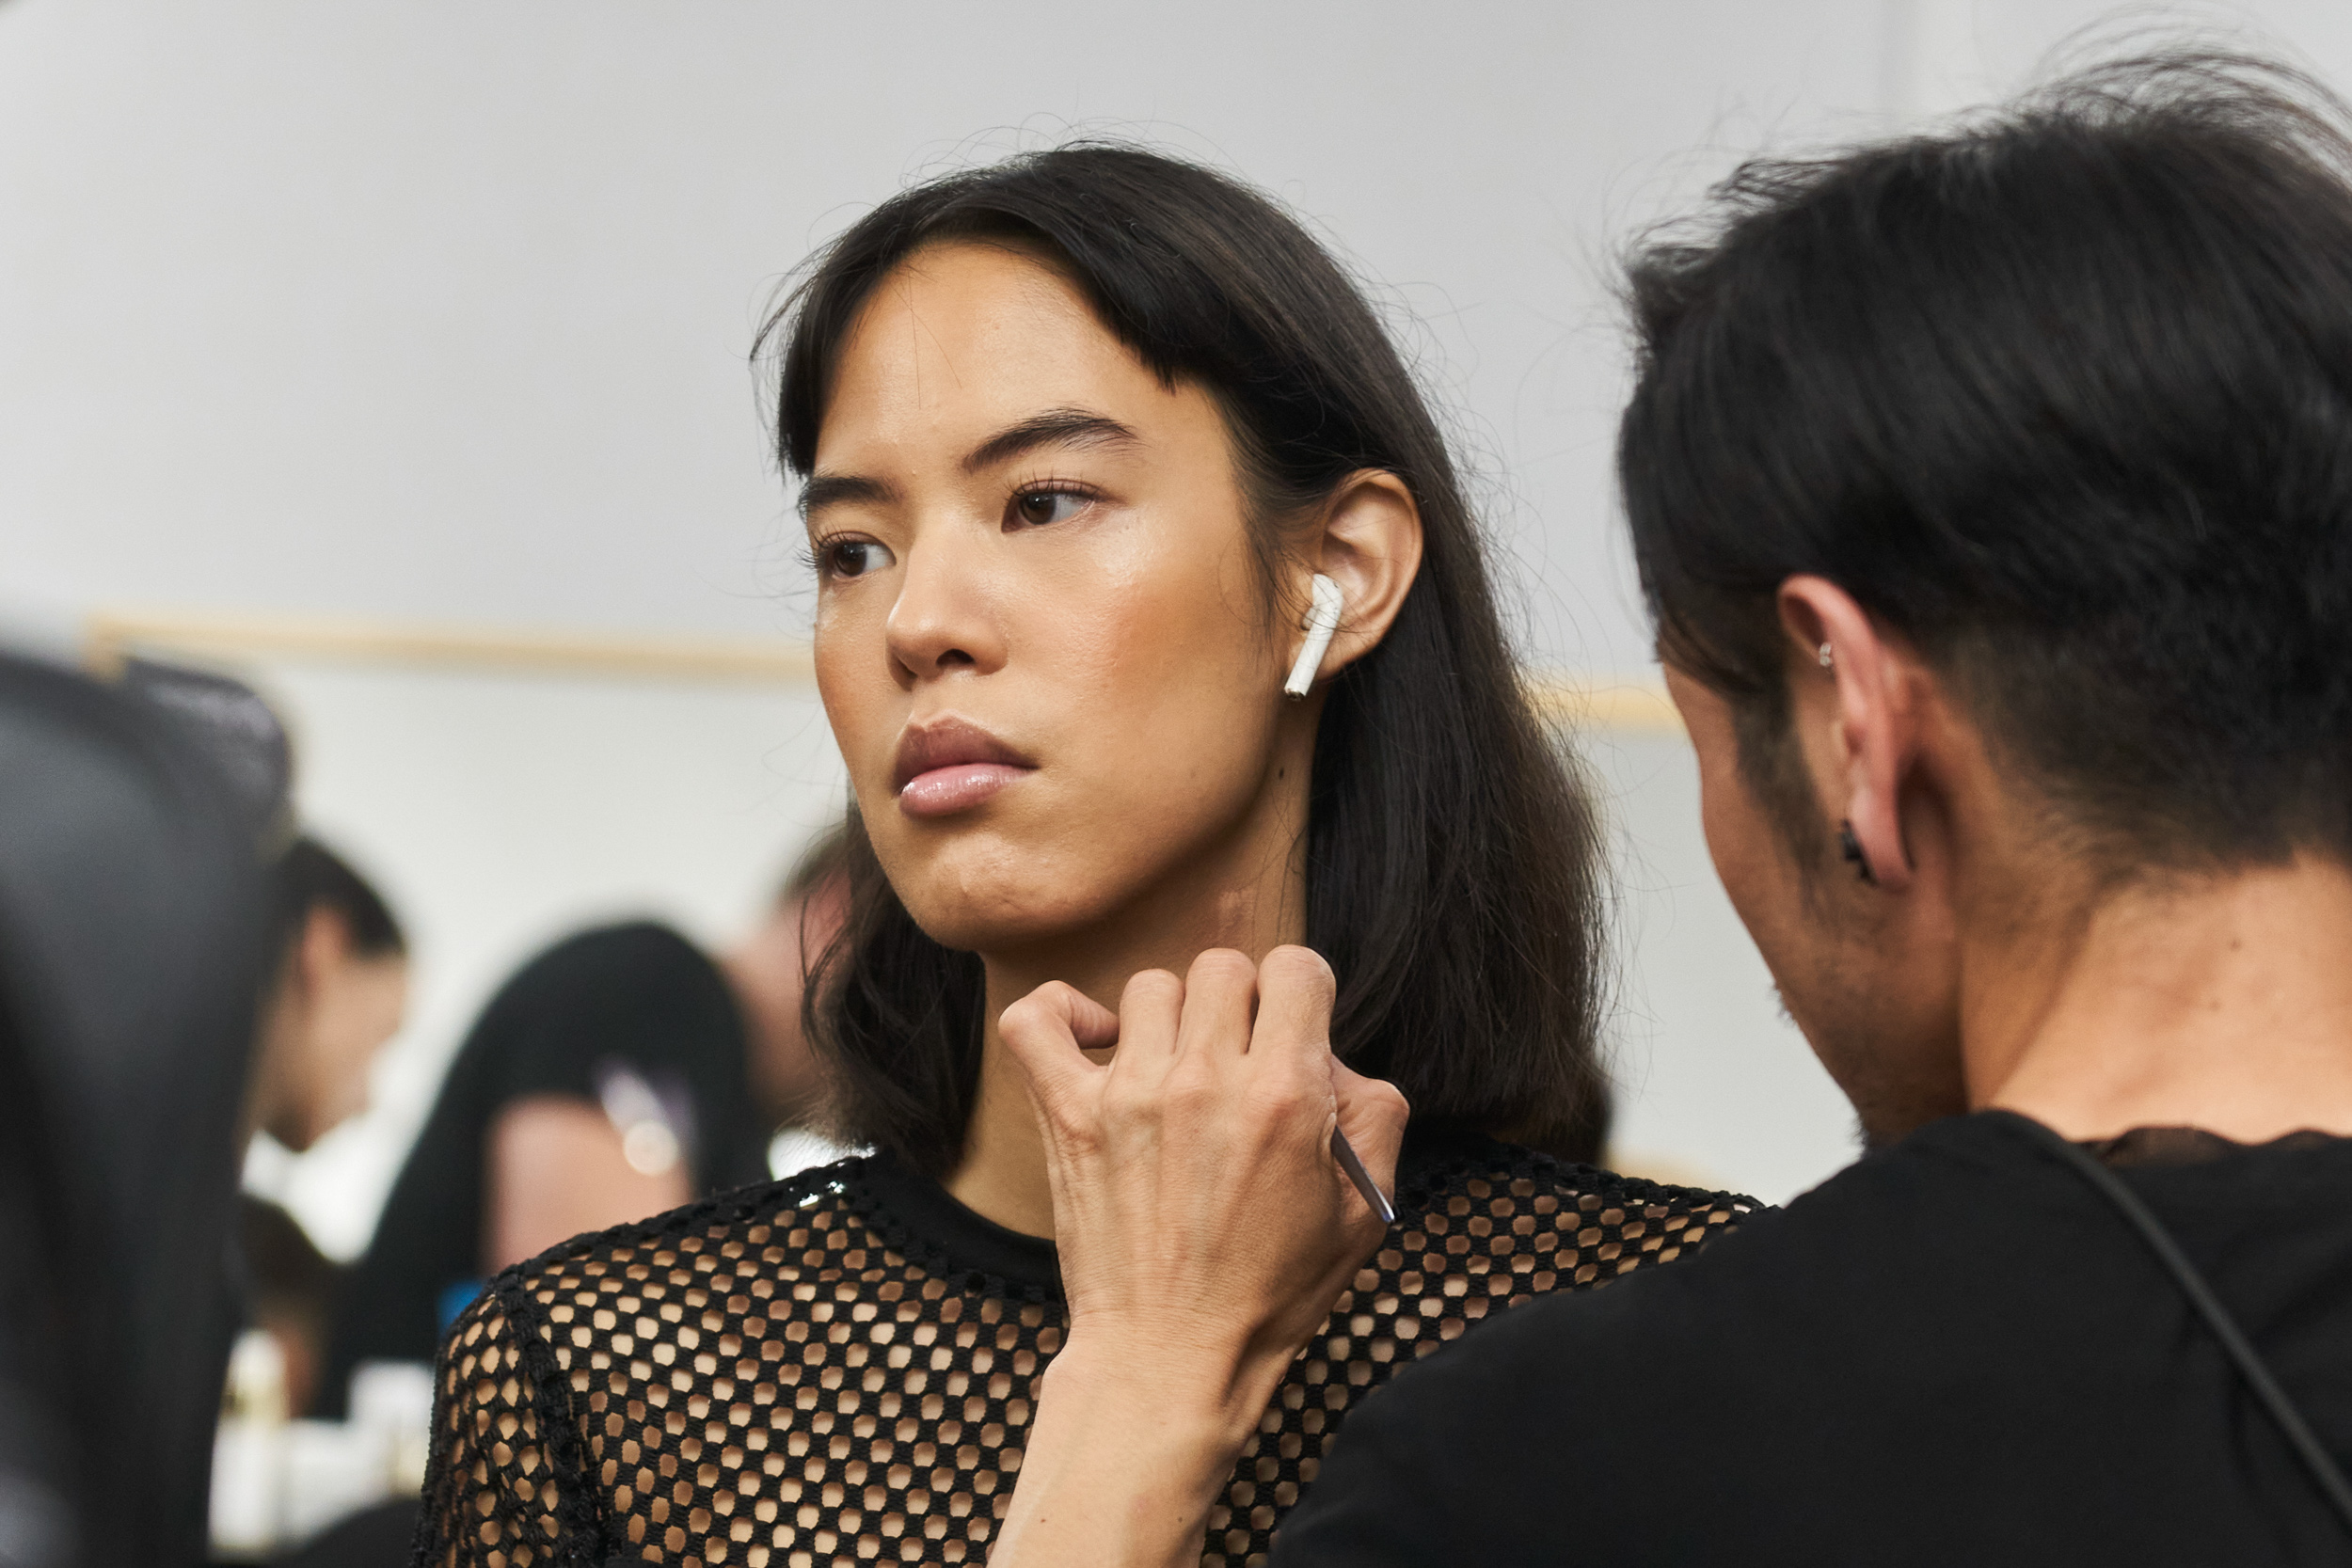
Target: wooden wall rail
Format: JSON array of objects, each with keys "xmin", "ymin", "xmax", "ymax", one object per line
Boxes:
[{"xmin": 85, "ymin": 606, "xmax": 1683, "ymax": 735}]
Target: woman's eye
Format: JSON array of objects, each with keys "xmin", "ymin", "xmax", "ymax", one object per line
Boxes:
[
  {"xmin": 1012, "ymin": 489, "xmax": 1089, "ymax": 528},
  {"xmin": 818, "ymin": 538, "xmax": 894, "ymax": 579}
]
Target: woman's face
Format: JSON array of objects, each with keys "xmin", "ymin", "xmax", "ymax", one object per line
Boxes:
[{"xmin": 806, "ymin": 241, "xmax": 1305, "ymax": 956}]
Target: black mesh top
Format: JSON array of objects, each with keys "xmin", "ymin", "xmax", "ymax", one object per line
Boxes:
[{"xmin": 416, "ymin": 1131, "xmax": 1757, "ymax": 1568}]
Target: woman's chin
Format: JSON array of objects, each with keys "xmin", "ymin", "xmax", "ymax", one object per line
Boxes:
[
  {"xmin": 897, "ymin": 887, "xmax": 1121, "ymax": 960},
  {"xmin": 876, "ymin": 809, "xmax": 1186, "ymax": 959}
]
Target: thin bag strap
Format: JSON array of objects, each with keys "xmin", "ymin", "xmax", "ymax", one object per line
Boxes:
[{"xmin": 2022, "ymin": 1118, "xmax": 2352, "ymax": 1537}]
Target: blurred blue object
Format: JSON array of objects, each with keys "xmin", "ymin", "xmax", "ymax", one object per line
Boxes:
[{"xmin": 435, "ymin": 1279, "xmax": 485, "ymax": 1338}]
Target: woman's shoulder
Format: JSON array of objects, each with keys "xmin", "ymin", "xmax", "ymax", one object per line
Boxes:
[
  {"xmin": 476, "ymin": 1154, "xmax": 889, "ymax": 1326},
  {"xmin": 1391, "ymin": 1131, "xmax": 1762, "ymax": 1293},
  {"xmin": 424, "ymin": 1152, "xmax": 1059, "ymax": 1564},
  {"xmin": 1203, "ymin": 1134, "xmax": 1763, "ymax": 1553},
  {"xmin": 422, "ymin": 1154, "xmax": 907, "ymax": 1562},
  {"xmin": 428, "ymin": 1157, "xmax": 895, "ymax": 1476}
]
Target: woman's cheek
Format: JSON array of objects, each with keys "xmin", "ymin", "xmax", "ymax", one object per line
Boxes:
[{"xmin": 812, "ymin": 639, "xmax": 893, "ymax": 802}]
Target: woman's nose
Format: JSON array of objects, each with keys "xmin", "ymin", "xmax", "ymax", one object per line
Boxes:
[{"xmin": 884, "ymin": 535, "xmax": 1007, "ymax": 683}]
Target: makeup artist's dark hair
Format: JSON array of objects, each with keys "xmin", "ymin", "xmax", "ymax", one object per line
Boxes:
[
  {"xmin": 1620, "ymin": 51, "xmax": 2352, "ymax": 877},
  {"xmin": 759, "ymin": 143, "xmax": 1609, "ymax": 1176}
]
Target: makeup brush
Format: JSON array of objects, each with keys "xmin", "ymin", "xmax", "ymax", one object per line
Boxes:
[{"xmin": 1330, "ymin": 1127, "xmax": 1397, "ymax": 1226}]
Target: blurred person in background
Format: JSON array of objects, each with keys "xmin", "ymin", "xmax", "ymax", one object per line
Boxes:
[
  {"xmin": 204, "ymin": 837, "xmax": 411, "ymax": 1563},
  {"xmin": 245, "ymin": 836, "xmax": 409, "ymax": 1159},
  {"xmin": 723, "ymin": 820, "xmax": 853, "ymax": 1132},
  {"xmin": 318, "ymin": 823, "xmax": 850, "ymax": 1415}
]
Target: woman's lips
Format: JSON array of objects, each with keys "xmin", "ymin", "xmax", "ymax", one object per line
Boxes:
[
  {"xmin": 893, "ymin": 718, "xmax": 1036, "ymax": 819},
  {"xmin": 898, "ymin": 762, "xmax": 1029, "ymax": 817}
]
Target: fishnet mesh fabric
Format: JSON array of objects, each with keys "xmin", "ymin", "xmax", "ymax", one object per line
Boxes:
[{"xmin": 417, "ymin": 1146, "xmax": 1753, "ymax": 1568}]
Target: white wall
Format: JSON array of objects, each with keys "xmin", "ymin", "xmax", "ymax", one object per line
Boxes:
[
  {"xmin": 0, "ymin": 0, "xmax": 1905, "ymax": 673},
  {"xmin": 10, "ymin": 0, "xmax": 2352, "ymax": 1241}
]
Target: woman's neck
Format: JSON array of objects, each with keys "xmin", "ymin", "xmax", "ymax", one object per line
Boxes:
[
  {"xmin": 944, "ymin": 788, "xmax": 1313, "ymax": 1239},
  {"xmin": 1975, "ymin": 853, "xmax": 2352, "ymax": 1142}
]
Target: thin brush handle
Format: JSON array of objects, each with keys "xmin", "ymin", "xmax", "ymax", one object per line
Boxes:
[{"xmin": 1330, "ymin": 1126, "xmax": 1397, "ymax": 1226}]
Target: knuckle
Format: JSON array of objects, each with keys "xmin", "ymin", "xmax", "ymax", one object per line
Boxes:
[
  {"xmin": 1245, "ymin": 1057, "xmax": 1317, "ymax": 1108},
  {"xmin": 1264, "ymin": 1062, "xmax": 1325, "ymax": 1114},
  {"xmin": 1243, "ymin": 1083, "xmax": 1309, "ymax": 1127},
  {"xmin": 1164, "ymin": 1062, "xmax": 1220, "ymax": 1110},
  {"xmin": 1189, "ymin": 947, "xmax": 1256, "ymax": 988},
  {"xmin": 1261, "ymin": 943, "xmax": 1336, "ymax": 999},
  {"xmin": 1098, "ymin": 1085, "xmax": 1148, "ymax": 1133},
  {"xmin": 1096, "ymin": 1090, "xmax": 1143, "ymax": 1142},
  {"xmin": 1125, "ymin": 968, "xmax": 1183, "ymax": 1006}
]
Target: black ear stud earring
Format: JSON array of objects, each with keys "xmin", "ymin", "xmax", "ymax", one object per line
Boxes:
[{"xmin": 1838, "ymin": 820, "xmax": 1876, "ymax": 885}]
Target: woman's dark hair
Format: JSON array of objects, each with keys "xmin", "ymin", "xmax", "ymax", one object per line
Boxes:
[
  {"xmin": 274, "ymin": 835, "xmax": 405, "ymax": 959},
  {"xmin": 1620, "ymin": 52, "xmax": 2352, "ymax": 876},
  {"xmin": 761, "ymin": 144, "xmax": 1608, "ymax": 1175}
]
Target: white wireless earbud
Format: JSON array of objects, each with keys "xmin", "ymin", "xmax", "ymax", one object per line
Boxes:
[{"xmin": 1283, "ymin": 574, "xmax": 1346, "ymax": 698}]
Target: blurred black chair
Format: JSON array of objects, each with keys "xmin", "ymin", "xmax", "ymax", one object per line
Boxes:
[{"xmin": 0, "ymin": 651, "xmax": 277, "ymax": 1567}]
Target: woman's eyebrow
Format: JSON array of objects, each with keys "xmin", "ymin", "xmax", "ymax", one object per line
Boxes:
[
  {"xmin": 802, "ymin": 410, "xmax": 1137, "ymax": 518},
  {"xmin": 961, "ymin": 408, "xmax": 1140, "ymax": 474},
  {"xmin": 799, "ymin": 473, "xmax": 892, "ymax": 519}
]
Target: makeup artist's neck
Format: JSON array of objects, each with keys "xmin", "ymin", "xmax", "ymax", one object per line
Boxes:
[{"xmin": 944, "ymin": 841, "xmax": 1310, "ymax": 1240}]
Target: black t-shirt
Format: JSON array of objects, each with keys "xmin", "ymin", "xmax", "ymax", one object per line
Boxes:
[
  {"xmin": 318, "ymin": 922, "xmax": 771, "ymax": 1417},
  {"xmin": 1275, "ymin": 1110, "xmax": 2352, "ymax": 1567}
]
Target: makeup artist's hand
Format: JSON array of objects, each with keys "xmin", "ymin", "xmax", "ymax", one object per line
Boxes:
[{"xmin": 988, "ymin": 945, "xmax": 1408, "ymax": 1568}]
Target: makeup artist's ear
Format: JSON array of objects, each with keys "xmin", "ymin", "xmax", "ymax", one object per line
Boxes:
[
  {"xmin": 1297, "ymin": 470, "xmax": 1423, "ymax": 679},
  {"xmin": 1776, "ymin": 575, "xmax": 1917, "ymax": 894}
]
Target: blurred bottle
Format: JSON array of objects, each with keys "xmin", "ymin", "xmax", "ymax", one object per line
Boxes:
[
  {"xmin": 210, "ymin": 1331, "xmax": 290, "ymax": 1560},
  {"xmin": 347, "ymin": 1362, "xmax": 433, "ymax": 1497},
  {"xmin": 208, "ymin": 1348, "xmax": 436, "ymax": 1559}
]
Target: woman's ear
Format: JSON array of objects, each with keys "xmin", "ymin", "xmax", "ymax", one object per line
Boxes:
[{"xmin": 1296, "ymin": 470, "xmax": 1424, "ymax": 681}]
